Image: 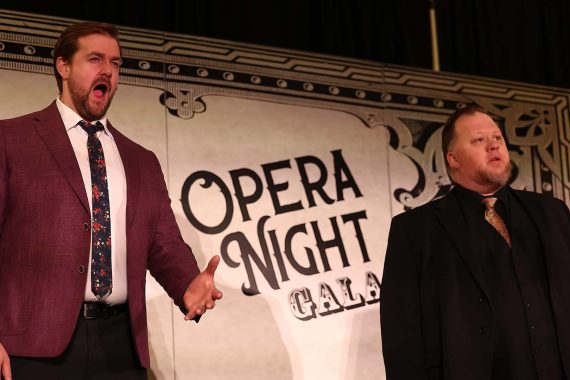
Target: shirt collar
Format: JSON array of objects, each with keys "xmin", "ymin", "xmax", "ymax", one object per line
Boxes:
[
  {"xmin": 56, "ymin": 97, "xmax": 112, "ymax": 138},
  {"xmin": 453, "ymin": 184, "xmax": 510, "ymax": 209},
  {"xmin": 491, "ymin": 186, "xmax": 510, "ymax": 209}
]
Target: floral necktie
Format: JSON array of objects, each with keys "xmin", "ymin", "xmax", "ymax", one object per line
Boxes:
[{"xmin": 79, "ymin": 120, "xmax": 112, "ymax": 297}]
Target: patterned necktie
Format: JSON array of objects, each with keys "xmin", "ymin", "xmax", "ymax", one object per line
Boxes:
[
  {"xmin": 79, "ymin": 120, "xmax": 112, "ymax": 297},
  {"xmin": 482, "ymin": 197, "xmax": 511, "ymax": 248}
]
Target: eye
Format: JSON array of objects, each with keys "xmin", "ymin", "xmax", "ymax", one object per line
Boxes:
[{"xmin": 111, "ymin": 60, "xmax": 122, "ymax": 68}]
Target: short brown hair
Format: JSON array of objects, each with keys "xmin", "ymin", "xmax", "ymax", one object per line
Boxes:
[
  {"xmin": 442, "ymin": 104, "xmax": 489, "ymax": 174},
  {"xmin": 53, "ymin": 22, "xmax": 120, "ymax": 93}
]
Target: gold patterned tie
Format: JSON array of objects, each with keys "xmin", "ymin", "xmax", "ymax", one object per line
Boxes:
[{"xmin": 482, "ymin": 197, "xmax": 511, "ymax": 248}]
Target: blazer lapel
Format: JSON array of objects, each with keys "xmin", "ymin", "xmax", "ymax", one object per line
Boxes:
[
  {"xmin": 108, "ymin": 123, "xmax": 140, "ymax": 227},
  {"xmin": 34, "ymin": 102, "xmax": 90, "ymax": 213},
  {"xmin": 436, "ymin": 189, "xmax": 490, "ymax": 299},
  {"xmin": 512, "ymin": 190, "xmax": 569, "ymax": 277}
]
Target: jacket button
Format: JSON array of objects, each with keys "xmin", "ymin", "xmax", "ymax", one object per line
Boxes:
[
  {"xmin": 476, "ymin": 327, "xmax": 487, "ymax": 334},
  {"xmin": 83, "ymin": 222, "xmax": 90, "ymax": 231},
  {"xmin": 479, "ymin": 297, "xmax": 484, "ymax": 303},
  {"xmin": 78, "ymin": 265, "xmax": 85, "ymax": 273}
]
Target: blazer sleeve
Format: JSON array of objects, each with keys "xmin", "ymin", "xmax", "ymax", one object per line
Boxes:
[
  {"xmin": 0, "ymin": 125, "xmax": 6, "ymax": 238},
  {"xmin": 146, "ymin": 152, "xmax": 201, "ymax": 311},
  {"xmin": 381, "ymin": 214, "xmax": 429, "ymax": 380}
]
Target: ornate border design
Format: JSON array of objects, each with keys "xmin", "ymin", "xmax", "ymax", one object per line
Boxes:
[{"xmin": 1, "ymin": 8, "xmax": 568, "ymax": 206}]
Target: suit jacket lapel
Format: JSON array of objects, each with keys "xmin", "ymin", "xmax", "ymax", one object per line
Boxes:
[
  {"xmin": 34, "ymin": 103, "xmax": 140, "ymax": 226},
  {"xmin": 34, "ymin": 102, "xmax": 90, "ymax": 213},
  {"xmin": 108, "ymin": 123, "xmax": 140, "ymax": 227},
  {"xmin": 436, "ymin": 189, "xmax": 490, "ymax": 299},
  {"xmin": 511, "ymin": 190, "xmax": 568, "ymax": 275}
]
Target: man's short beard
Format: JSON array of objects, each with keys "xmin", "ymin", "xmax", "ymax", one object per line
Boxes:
[
  {"xmin": 481, "ymin": 161, "xmax": 512, "ymax": 188},
  {"xmin": 69, "ymin": 77, "xmax": 113, "ymax": 121}
]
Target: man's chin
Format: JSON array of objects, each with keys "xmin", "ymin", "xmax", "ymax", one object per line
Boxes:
[
  {"xmin": 485, "ymin": 166, "xmax": 512, "ymax": 187},
  {"xmin": 83, "ymin": 102, "xmax": 110, "ymax": 121}
]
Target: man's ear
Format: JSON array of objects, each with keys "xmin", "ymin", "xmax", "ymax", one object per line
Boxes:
[
  {"xmin": 447, "ymin": 151, "xmax": 459, "ymax": 169},
  {"xmin": 56, "ymin": 57, "xmax": 69, "ymax": 80}
]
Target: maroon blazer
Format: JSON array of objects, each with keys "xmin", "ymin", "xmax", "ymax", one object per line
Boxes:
[{"xmin": 0, "ymin": 102, "xmax": 200, "ymax": 367}]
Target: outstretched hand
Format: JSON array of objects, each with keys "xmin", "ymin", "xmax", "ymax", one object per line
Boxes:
[
  {"xmin": 183, "ymin": 255, "xmax": 223, "ymax": 321},
  {"xmin": 0, "ymin": 342, "xmax": 11, "ymax": 380}
]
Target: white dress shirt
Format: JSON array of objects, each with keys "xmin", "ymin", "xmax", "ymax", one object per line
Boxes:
[{"xmin": 56, "ymin": 98, "xmax": 128, "ymax": 305}]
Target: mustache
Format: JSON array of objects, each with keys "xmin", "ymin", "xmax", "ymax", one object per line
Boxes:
[{"xmin": 91, "ymin": 76, "xmax": 111, "ymax": 88}]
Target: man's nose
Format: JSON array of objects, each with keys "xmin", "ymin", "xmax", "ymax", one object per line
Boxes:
[{"xmin": 100, "ymin": 61, "xmax": 112, "ymax": 75}]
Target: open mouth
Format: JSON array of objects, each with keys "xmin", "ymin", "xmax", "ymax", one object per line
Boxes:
[{"xmin": 93, "ymin": 83, "xmax": 109, "ymax": 98}]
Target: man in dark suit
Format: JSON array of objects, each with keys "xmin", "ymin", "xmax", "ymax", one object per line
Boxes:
[
  {"xmin": 381, "ymin": 105, "xmax": 570, "ymax": 379},
  {"xmin": 0, "ymin": 22, "xmax": 222, "ymax": 379}
]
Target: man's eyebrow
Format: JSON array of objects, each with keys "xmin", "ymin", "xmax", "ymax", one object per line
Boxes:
[{"xmin": 86, "ymin": 51, "xmax": 122, "ymax": 62}]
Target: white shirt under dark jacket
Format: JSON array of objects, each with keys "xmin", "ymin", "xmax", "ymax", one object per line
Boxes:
[{"xmin": 56, "ymin": 98, "xmax": 127, "ymax": 305}]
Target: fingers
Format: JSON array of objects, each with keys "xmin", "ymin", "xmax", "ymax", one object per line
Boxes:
[
  {"xmin": 205, "ymin": 255, "xmax": 220, "ymax": 276},
  {"xmin": 1, "ymin": 361, "xmax": 11, "ymax": 380},
  {"xmin": 0, "ymin": 346, "xmax": 11, "ymax": 380},
  {"xmin": 184, "ymin": 311, "xmax": 196, "ymax": 321},
  {"xmin": 182, "ymin": 258, "xmax": 223, "ymax": 321},
  {"xmin": 183, "ymin": 297, "xmax": 220, "ymax": 321},
  {"xmin": 184, "ymin": 306, "xmax": 206, "ymax": 321}
]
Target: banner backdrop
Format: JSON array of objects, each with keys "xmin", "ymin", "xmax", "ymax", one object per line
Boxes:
[{"xmin": 0, "ymin": 9, "xmax": 569, "ymax": 379}]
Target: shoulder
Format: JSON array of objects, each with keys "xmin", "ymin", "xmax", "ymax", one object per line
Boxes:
[
  {"xmin": 511, "ymin": 188, "xmax": 565, "ymax": 206},
  {"xmin": 511, "ymin": 188, "xmax": 569, "ymax": 220},
  {"xmin": 107, "ymin": 123, "xmax": 154, "ymax": 156},
  {"xmin": 0, "ymin": 108, "xmax": 46, "ymax": 128},
  {"xmin": 392, "ymin": 193, "xmax": 447, "ymax": 224},
  {"xmin": 0, "ymin": 112, "xmax": 36, "ymax": 126},
  {"xmin": 0, "ymin": 102, "xmax": 58, "ymax": 131},
  {"xmin": 106, "ymin": 123, "xmax": 163, "ymax": 175}
]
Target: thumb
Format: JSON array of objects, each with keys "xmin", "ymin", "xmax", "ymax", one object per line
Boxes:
[
  {"xmin": 1, "ymin": 360, "xmax": 11, "ymax": 380},
  {"xmin": 204, "ymin": 255, "xmax": 220, "ymax": 275}
]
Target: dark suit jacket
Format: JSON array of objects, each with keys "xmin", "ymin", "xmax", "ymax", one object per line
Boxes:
[
  {"xmin": 381, "ymin": 187, "xmax": 570, "ymax": 380},
  {"xmin": 0, "ymin": 102, "xmax": 200, "ymax": 367}
]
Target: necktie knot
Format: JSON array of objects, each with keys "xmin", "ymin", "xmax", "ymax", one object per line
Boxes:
[
  {"xmin": 482, "ymin": 196, "xmax": 498, "ymax": 210},
  {"xmin": 78, "ymin": 120, "xmax": 104, "ymax": 136}
]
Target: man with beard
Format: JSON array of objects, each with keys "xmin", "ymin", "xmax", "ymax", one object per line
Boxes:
[
  {"xmin": 381, "ymin": 105, "xmax": 570, "ymax": 380},
  {"xmin": 0, "ymin": 22, "xmax": 222, "ymax": 380}
]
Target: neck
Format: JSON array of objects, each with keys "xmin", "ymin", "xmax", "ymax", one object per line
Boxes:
[
  {"xmin": 453, "ymin": 179, "xmax": 504, "ymax": 196},
  {"xmin": 59, "ymin": 92, "xmax": 80, "ymax": 116}
]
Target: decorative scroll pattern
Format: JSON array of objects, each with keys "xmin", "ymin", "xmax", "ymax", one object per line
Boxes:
[
  {"xmin": 160, "ymin": 87, "xmax": 206, "ymax": 119},
  {"xmin": 384, "ymin": 115, "xmax": 452, "ymax": 209}
]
